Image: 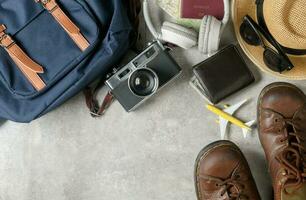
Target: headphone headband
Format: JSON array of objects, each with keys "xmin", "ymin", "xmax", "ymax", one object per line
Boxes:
[
  {"xmin": 222, "ymin": 0, "xmax": 230, "ymax": 25},
  {"xmin": 143, "ymin": 0, "xmax": 162, "ymax": 40}
]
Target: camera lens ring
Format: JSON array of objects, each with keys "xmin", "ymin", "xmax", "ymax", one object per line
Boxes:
[{"xmin": 128, "ymin": 68, "xmax": 159, "ymax": 97}]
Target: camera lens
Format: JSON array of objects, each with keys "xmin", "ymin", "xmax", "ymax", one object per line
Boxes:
[{"xmin": 128, "ymin": 68, "xmax": 159, "ymax": 97}]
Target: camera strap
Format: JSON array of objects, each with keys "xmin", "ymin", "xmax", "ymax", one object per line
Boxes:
[
  {"xmin": 83, "ymin": 80, "xmax": 114, "ymax": 118},
  {"xmin": 83, "ymin": 0, "xmax": 141, "ymax": 118}
]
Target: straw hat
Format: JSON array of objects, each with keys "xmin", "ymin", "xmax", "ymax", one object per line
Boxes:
[{"xmin": 232, "ymin": 0, "xmax": 306, "ymax": 80}]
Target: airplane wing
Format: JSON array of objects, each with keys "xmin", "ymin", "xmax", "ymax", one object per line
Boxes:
[
  {"xmin": 219, "ymin": 99, "xmax": 248, "ymax": 139},
  {"xmin": 223, "ymin": 99, "xmax": 248, "ymax": 115},
  {"xmin": 219, "ymin": 117, "xmax": 229, "ymax": 140},
  {"xmin": 242, "ymin": 120, "xmax": 256, "ymax": 138}
]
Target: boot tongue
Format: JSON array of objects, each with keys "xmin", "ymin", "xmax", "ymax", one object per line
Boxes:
[
  {"xmin": 228, "ymin": 186, "xmax": 240, "ymax": 198},
  {"xmin": 222, "ymin": 167, "xmax": 245, "ymax": 199},
  {"xmin": 222, "ymin": 192, "xmax": 230, "ymax": 200}
]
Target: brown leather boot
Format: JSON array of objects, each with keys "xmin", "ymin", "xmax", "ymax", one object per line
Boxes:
[
  {"xmin": 258, "ymin": 82, "xmax": 306, "ymax": 200},
  {"xmin": 194, "ymin": 140, "xmax": 261, "ymax": 200}
]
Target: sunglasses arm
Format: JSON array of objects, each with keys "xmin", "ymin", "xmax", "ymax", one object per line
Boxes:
[{"xmin": 245, "ymin": 15, "xmax": 293, "ymax": 68}]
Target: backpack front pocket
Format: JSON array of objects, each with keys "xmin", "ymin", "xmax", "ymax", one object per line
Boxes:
[{"xmin": 0, "ymin": 0, "xmax": 100, "ymax": 98}]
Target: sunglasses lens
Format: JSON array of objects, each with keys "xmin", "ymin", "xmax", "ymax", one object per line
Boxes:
[
  {"xmin": 263, "ymin": 48, "xmax": 288, "ymax": 72},
  {"xmin": 240, "ymin": 20, "xmax": 261, "ymax": 46}
]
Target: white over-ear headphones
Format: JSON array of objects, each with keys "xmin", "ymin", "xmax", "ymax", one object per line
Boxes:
[
  {"xmin": 198, "ymin": 0, "xmax": 229, "ymax": 55},
  {"xmin": 143, "ymin": 0, "xmax": 229, "ymax": 55}
]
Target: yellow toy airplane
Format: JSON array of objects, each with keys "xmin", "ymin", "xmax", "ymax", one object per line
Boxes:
[{"xmin": 206, "ymin": 99, "xmax": 256, "ymax": 139}]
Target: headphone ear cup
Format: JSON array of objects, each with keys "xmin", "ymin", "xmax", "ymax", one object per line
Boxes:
[
  {"xmin": 198, "ymin": 16, "xmax": 222, "ymax": 55},
  {"xmin": 161, "ymin": 21, "xmax": 198, "ymax": 49}
]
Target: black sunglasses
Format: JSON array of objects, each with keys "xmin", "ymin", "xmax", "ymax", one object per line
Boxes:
[{"xmin": 240, "ymin": 15, "xmax": 294, "ymax": 73}]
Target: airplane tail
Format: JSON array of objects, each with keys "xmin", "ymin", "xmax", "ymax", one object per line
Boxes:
[{"xmin": 242, "ymin": 120, "xmax": 256, "ymax": 138}]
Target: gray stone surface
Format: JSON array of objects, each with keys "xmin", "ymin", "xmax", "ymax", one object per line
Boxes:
[{"xmin": 0, "ymin": 2, "xmax": 305, "ymax": 200}]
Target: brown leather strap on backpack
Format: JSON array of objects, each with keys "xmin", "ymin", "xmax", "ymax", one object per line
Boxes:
[
  {"xmin": 0, "ymin": 24, "xmax": 46, "ymax": 91},
  {"xmin": 35, "ymin": 0, "xmax": 90, "ymax": 51}
]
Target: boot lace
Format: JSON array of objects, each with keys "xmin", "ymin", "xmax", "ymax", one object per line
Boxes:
[
  {"xmin": 200, "ymin": 171, "xmax": 249, "ymax": 200},
  {"xmin": 273, "ymin": 116, "xmax": 306, "ymax": 194}
]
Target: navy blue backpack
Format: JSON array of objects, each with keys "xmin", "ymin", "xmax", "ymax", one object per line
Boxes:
[{"xmin": 0, "ymin": 0, "xmax": 140, "ymax": 122}]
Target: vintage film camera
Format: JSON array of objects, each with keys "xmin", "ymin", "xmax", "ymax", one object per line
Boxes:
[{"xmin": 106, "ymin": 41, "xmax": 182, "ymax": 111}]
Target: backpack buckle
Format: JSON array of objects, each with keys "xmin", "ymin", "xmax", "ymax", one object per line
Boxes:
[
  {"xmin": 0, "ymin": 24, "xmax": 6, "ymax": 33},
  {"xmin": 35, "ymin": 0, "xmax": 58, "ymax": 12},
  {"xmin": 0, "ymin": 25, "xmax": 6, "ymax": 42},
  {"xmin": 0, "ymin": 35, "xmax": 15, "ymax": 49},
  {"xmin": 0, "ymin": 25, "xmax": 15, "ymax": 49},
  {"xmin": 35, "ymin": 0, "xmax": 49, "ymax": 6}
]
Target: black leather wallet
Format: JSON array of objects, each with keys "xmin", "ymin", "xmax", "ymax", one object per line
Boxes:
[{"xmin": 191, "ymin": 44, "xmax": 255, "ymax": 104}]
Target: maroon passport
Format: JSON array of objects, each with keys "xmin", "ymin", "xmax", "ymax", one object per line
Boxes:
[{"xmin": 181, "ymin": 0, "xmax": 224, "ymax": 20}]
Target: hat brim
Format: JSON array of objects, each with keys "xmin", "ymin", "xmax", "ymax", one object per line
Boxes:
[{"xmin": 232, "ymin": 0, "xmax": 306, "ymax": 80}]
